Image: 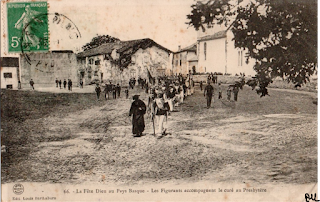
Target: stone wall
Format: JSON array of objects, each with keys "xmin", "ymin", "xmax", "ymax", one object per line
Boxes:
[{"xmin": 20, "ymin": 52, "xmax": 79, "ymax": 88}]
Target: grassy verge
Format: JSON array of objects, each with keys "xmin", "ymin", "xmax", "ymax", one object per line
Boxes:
[{"xmin": 1, "ymin": 90, "xmax": 105, "ymax": 170}]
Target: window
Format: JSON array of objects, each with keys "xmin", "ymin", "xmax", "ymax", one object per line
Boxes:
[
  {"xmin": 4, "ymin": 73, "xmax": 12, "ymax": 78},
  {"xmin": 6, "ymin": 85, "xmax": 13, "ymax": 89},
  {"xmin": 238, "ymin": 50, "xmax": 243, "ymax": 66},
  {"xmin": 95, "ymin": 60, "xmax": 100, "ymax": 65},
  {"xmin": 80, "ymin": 72, "xmax": 85, "ymax": 78},
  {"xmin": 179, "ymin": 54, "xmax": 182, "ymax": 66},
  {"xmin": 88, "ymin": 59, "xmax": 94, "ymax": 64},
  {"xmin": 131, "ymin": 55, "xmax": 136, "ymax": 64},
  {"xmin": 175, "ymin": 60, "xmax": 178, "ymax": 66},
  {"xmin": 192, "ymin": 66, "xmax": 196, "ymax": 74},
  {"xmin": 204, "ymin": 42, "xmax": 207, "ymax": 60}
]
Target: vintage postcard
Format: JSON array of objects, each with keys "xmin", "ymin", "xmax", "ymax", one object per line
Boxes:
[{"xmin": 1, "ymin": 0, "xmax": 317, "ymax": 201}]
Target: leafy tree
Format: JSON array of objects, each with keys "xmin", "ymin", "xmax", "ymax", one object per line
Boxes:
[
  {"xmin": 82, "ymin": 35, "xmax": 120, "ymax": 51},
  {"xmin": 187, "ymin": 0, "xmax": 317, "ymax": 96}
]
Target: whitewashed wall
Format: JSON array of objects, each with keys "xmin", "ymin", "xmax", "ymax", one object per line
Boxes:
[
  {"xmin": 1, "ymin": 67, "xmax": 18, "ymax": 89},
  {"xmin": 198, "ymin": 38, "xmax": 226, "ymax": 74},
  {"xmin": 226, "ymin": 31, "xmax": 256, "ymax": 76},
  {"xmin": 83, "ymin": 46, "xmax": 170, "ymax": 85}
]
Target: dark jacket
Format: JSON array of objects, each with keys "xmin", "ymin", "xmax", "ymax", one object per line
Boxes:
[{"xmin": 129, "ymin": 99, "xmax": 146, "ymax": 135}]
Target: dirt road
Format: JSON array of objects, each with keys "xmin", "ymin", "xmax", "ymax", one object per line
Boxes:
[{"xmin": 2, "ymin": 85, "xmax": 317, "ymax": 186}]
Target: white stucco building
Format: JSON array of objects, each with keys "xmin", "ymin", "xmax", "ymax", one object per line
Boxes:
[
  {"xmin": 172, "ymin": 43, "xmax": 197, "ymax": 76},
  {"xmin": 196, "ymin": 27, "xmax": 256, "ymax": 76},
  {"xmin": 1, "ymin": 57, "xmax": 20, "ymax": 89}
]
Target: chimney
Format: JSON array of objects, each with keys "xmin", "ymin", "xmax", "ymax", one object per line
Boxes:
[{"xmin": 178, "ymin": 45, "xmax": 181, "ymax": 51}]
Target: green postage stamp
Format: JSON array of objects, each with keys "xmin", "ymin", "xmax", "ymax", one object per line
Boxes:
[{"xmin": 7, "ymin": 2, "xmax": 49, "ymax": 53}]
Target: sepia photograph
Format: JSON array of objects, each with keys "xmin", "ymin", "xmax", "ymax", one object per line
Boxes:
[{"xmin": 1, "ymin": 0, "xmax": 317, "ymax": 201}]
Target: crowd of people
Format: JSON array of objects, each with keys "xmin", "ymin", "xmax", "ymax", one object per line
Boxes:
[
  {"xmin": 129, "ymin": 72, "xmax": 242, "ymax": 139},
  {"xmin": 128, "ymin": 73, "xmax": 201, "ymax": 138},
  {"xmin": 54, "ymin": 78, "xmax": 73, "ymax": 91},
  {"xmin": 95, "ymin": 82, "xmax": 123, "ymax": 100},
  {"xmin": 28, "ymin": 78, "xmax": 73, "ymax": 90}
]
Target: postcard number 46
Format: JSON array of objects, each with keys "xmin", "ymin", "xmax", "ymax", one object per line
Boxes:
[{"xmin": 11, "ymin": 36, "xmax": 20, "ymax": 48}]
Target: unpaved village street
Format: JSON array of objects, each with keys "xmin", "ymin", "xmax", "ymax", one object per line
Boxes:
[{"xmin": 1, "ymin": 85, "xmax": 317, "ymax": 186}]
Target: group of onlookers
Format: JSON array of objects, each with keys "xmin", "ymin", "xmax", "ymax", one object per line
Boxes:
[
  {"xmin": 129, "ymin": 75, "xmax": 196, "ymax": 138},
  {"xmin": 129, "ymin": 74, "xmax": 244, "ymax": 138},
  {"xmin": 95, "ymin": 82, "xmax": 122, "ymax": 100},
  {"xmin": 203, "ymin": 81, "xmax": 240, "ymax": 108},
  {"xmin": 207, "ymin": 73, "xmax": 218, "ymax": 84},
  {"xmin": 28, "ymin": 78, "xmax": 73, "ymax": 90},
  {"xmin": 55, "ymin": 78, "xmax": 73, "ymax": 91}
]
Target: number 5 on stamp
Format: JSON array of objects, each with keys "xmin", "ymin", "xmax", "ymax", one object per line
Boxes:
[{"xmin": 7, "ymin": 2, "xmax": 49, "ymax": 53}]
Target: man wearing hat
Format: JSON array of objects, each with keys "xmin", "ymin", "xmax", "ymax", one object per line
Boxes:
[{"xmin": 129, "ymin": 95, "xmax": 147, "ymax": 137}]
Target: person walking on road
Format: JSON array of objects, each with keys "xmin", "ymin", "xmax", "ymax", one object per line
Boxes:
[
  {"xmin": 112, "ymin": 85, "xmax": 117, "ymax": 99},
  {"xmin": 200, "ymin": 81, "xmax": 203, "ymax": 91},
  {"xmin": 95, "ymin": 83, "xmax": 101, "ymax": 100},
  {"xmin": 55, "ymin": 78, "xmax": 59, "ymax": 88},
  {"xmin": 152, "ymin": 92, "xmax": 169, "ymax": 138},
  {"xmin": 129, "ymin": 95, "xmax": 146, "ymax": 137},
  {"xmin": 227, "ymin": 86, "xmax": 232, "ymax": 102},
  {"xmin": 104, "ymin": 83, "xmax": 110, "ymax": 100},
  {"xmin": 80, "ymin": 80, "xmax": 84, "ymax": 88},
  {"xmin": 116, "ymin": 83, "xmax": 121, "ymax": 98},
  {"xmin": 68, "ymin": 79, "xmax": 72, "ymax": 91},
  {"xmin": 165, "ymin": 86, "xmax": 176, "ymax": 112},
  {"xmin": 233, "ymin": 86, "xmax": 239, "ymax": 101},
  {"xmin": 204, "ymin": 81, "xmax": 214, "ymax": 109},
  {"xmin": 218, "ymin": 83, "xmax": 222, "ymax": 99},
  {"xmin": 58, "ymin": 80, "xmax": 62, "ymax": 89},
  {"xmin": 63, "ymin": 79, "xmax": 67, "ymax": 89},
  {"xmin": 29, "ymin": 79, "xmax": 34, "ymax": 90},
  {"xmin": 125, "ymin": 87, "xmax": 129, "ymax": 99}
]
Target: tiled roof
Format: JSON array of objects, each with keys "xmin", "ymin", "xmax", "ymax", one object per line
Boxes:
[
  {"xmin": 77, "ymin": 43, "xmax": 121, "ymax": 58},
  {"xmin": 175, "ymin": 43, "xmax": 197, "ymax": 53},
  {"xmin": 198, "ymin": 30, "xmax": 227, "ymax": 42},
  {"xmin": 0, "ymin": 57, "xmax": 19, "ymax": 67},
  {"xmin": 77, "ymin": 38, "xmax": 171, "ymax": 58}
]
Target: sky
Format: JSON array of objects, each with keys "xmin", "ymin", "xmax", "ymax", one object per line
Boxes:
[
  {"xmin": 46, "ymin": 0, "xmax": 198, "ymax": 53},
  {"xmin": 1, "ymin": 0, "xmax": 200, "ymax": 56}
]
